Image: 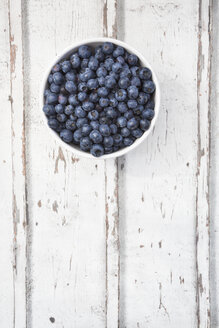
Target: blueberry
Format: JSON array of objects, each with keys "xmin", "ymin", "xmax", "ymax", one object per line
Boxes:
[
  {"xmin": 96, "ymin": 66, "xmax": 107, "ymax": 77},
  {"xmin": 60, "ymin": 129, "xmax": 73, "ymax": 143},
  {"xmin": 87, "ymin": 78, "xmax": 99, "ymax": 90},
  {"xmin": 53, "ymin": 72, "xmax": 64, "ymax": 85},
  {"xmin": 118, "ymin": 102, "xmax": 128, "ymax": 113},
  {"xmin": 82, "ymin": 101, "xmax": 94, "ymax": 111},
  {"xmin": 121, "ymin": 127, "xmax": 130, "ymax": 137},
  {"xmin": 90, "ymin": 121, "xmax": 99, "ymax": 130},
  {"xmin": 78, "ymin": 82, "xmax": 88, "ymax": 92},
  {"xmin": 110, "ymin": 123, "xmax": 118, "ymax": 134},
  {"xmin": 81, "ymin": 124, "xmax": 92, "ymax": 136},
  {"xmin": 76, "ymin": 118, "xmax": 88, "ymax": 128},
  {"xmin": 133, "ymin": 105, "xmax": 144, "ymax": 116},
  {"xmin": 123, "ymin": 137, "xmax": 134, "ymax": 146},
  {"xmin": 141, "ymin": 109, "xmax": 155, "ymax": 120},
  {"xmin": 99, "ymin": 97, "xmax": 110, "ymax": 107},
  {"xmin": 66, "ymin": 71, "xmax": 76, "ymax": 81},
  {"xmin": 50, "ymin": 83, "xmax": 60, "ymax": 93},
  {"xmin": 66, "ymin": 119, "xmax": 77, "ymax": 131},
  {"xmin": 105, "ymin": 76, "xmax": 116, "ymax": 89},
  {"xmin": 43, "ymin": 104, "xmax": 56, "ymax": 116},
  {"xmin": 80, "ymin": 137, "xmax": 92, "ymax": 151},
  {"xmin": 70, "ymin": 114, "xmax": 77, "ymax": 121},
  {"xmin": 58, "ymin": 94, "xmax": 68, "ymax": 105},
  {"xmin": 79, "ymin": 68, "xmax": 94, "ymax": 82},
  {"xmin": 95, "ymin": 104, "xmax": 103, "ymax": 112},
  {"xmin": 115, "ymin": 89, "xmax": 127, "ymax": 101},
  {"xmin": 48, "ymin": 118, "xmax": 59, "ymax": 130},
  {"xmin": 98, "ymin": 76, "xmax": 105, "ymax": 86},
  {"xmin": 104, "ymin": 136, "xmax": 114, "ymax": 147},
  {"xmin": 124, "ymin": 110, "xmax": 134, "ymax": 120},
  {"xmin": 137, "ymin": 92, "xmax": 150, "ymax": 105},
  {"xmin": 109, "ymin": 71, "xmax": 119, "ymax": 80},
  {"xmin": 47, "ymin": 93, "xmax": 58, "ymax": 104},
  {"xmin": 59, "ymin": 85, "xmax": 69, "ymax": 96},
  {"xmin": 132, "ymin": 128, "xmax": 143, "ymax": 138},
  {"xmin": 130, "ymin": 66, "xmax": 140, "ymax": 77},
  {"xmin": 65, "ymin": 81, "xmax": 77, "ymax": 93},
  {"xmin": 117, "ymin": 116, "xmax": 127, "ymax": 128},
  {"xmin": 81, "ymin": 58, "xmax": 89, "ymax": 68},
  {"xmin": 88, "ymin": 110, "xmax": 99, "ymax": 120},
  {"xmin": 99, "ymin": 116, "xmax": 110, "ymax": 125},
  {"xmin": 116, "ymin": 56, "xmax": 125, "ymax": 65},
  {"xmin": 120, "ymin": 68, "xmax": 131, "ymax": 79},
  {"xmin": 90, "ymin": 129, "xmax": 103, "ymax": 143},
  {"xmin": 61, "ymin": 60, "xmax": 71, "ymax": 73},
  {"xmin": 145, "ymin": 99, "xmax": 155, "ymax": 109},
  {"xmin": 118, "ymin": 77, "xmax": 130, "ymax": 89},
  {"xmin": 127, "ymin": 117, "xmax": 139, "ymax": 130},
  {"xmin": 99, "ymin": 124, "xmax": 111, "ymax": 136},
  {"xmin": 55, "ymin": 104, "xmax": 64, "ymax": 114},
  {"xmin": 112, "ymin": 62, "xmax": 123, "ymax": 73},
  {"xmin": 89, "ymin": 92, "xmax": 99, "ymax": 103},
  {"xmin": 88, "ymin": 56, "xmax": 99, "ymax": 70},
  {"xmin": 95, "ymin": 46, "xmax": 105, "ymax": 61},
  {"xmin": 113, "ymin": 134, "xmax": 123, "ymax": 146},
  {"xmin": 109, "ymin": 97, "xmax": 118, "ymax": 108},
  {"xmin": 75, "ymin": 106, "xmax": 86, "ymax": 118},
  {"xmin": 105, "ymin": 147, "xmax": 113, "ymax": 154},
  {"xmin": 113, "ymin": 46, "xmax": 125, "ymax": 58},
  {"xmin": 90, "ymin": 144, "xmax": 104, "ymax": 157},
  {"xmin": 57, "ymin": 113, "xmax": 67, "ymax": 122},
  {"xmin": 78, "ymin": 91, "xmax": 87, "ymax": 102},
  {"xmin": 78, "ymin": 45, "xmax": 92, "ymax": 59},
  {"xmin": 127, "ymin": 85, "xmax": 139, "ymax": 99},
  {"xmin": 64, "ymin": 105, "xmax": 74, "ymax": 115},
  {"xmin": 131, "ymin": 77, "xmax": 141, "ymax": 87},
  {"xmin": 106, "ymin": 107, "xmax": 117, "ymax": 118},
  {"xmin": 44, "ymin": 89, "xmax": 51, "ymax": 97},
  {"xmin": 140, "ymin": 119, "xmax": 150, "ymax": 131},
  {"xmin": 48, "ymin": 74, "xmax": 53, "ymax": 84},
  {"xmin": 70, "ymin": 53, "xmax": 81, "ymax": 68},
  {"xmin": 142, "ymin": 80, "xmax": 155, "ymax": 94},
  {"xmin": 139, "ymin": 67, "xmax": 152, "ymax": 80},
  {"xmin": 68, "ymin": 94, "xmax": 80, "ymax": 106},
  {"xmin": 127, "ymin": 99, "xmax": 138, "ymax": 109},
  {"xmin": 127, "ymin": 54, "xmax": 138, "ymax": 66},
  {"xmin": 98, "ymin": 87, "xmax": 109, "ymax": 97},
  {"xmin": 102, "ymin": 42, "xmax": 114, "ymax": 54},
  {"xmin": 52, "ymin": 64, "xmax": 61, "ymax": 73},
  {"xmin": 73, "ymin": 128, "xmax": 82, "ymax": 143},
  {"xmin": 104, "ymin": 58, "xmax": 114, "ymax": 71}
]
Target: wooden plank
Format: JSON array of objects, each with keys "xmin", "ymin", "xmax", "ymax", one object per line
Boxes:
[
  {"xmin": 117, "ymin": 1, "xmax": 201, "ymax": 327},
  {"xmin": 103, "ymin": 1, "xmax": 120, "ymax": 327},
  {"xmin": 196, "ymin": 1, "xmax": 212, "ymax": 327},
  {"xmin": 0, "ymin": 0, "xmax": 14, "ymax": 326},
  {"xmin": 23, "ymin": 0, "xmax": 107, "ymax": 327},
  {"xmin": 7, "ymin": 0, "xmax": 27, "ymax": 327},
  {"xmin": 210, "ymin": 1, "xmax": 219, "ymax": 326}
]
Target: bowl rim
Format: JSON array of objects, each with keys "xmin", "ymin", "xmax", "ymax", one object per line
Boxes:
[{"xmin": 40, "ymin": 37, "xmax": 160, "ymax": 159}]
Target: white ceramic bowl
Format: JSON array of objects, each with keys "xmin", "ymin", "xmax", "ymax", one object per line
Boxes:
[{"xmin": 41, "ymin": 37, "xmax": 160, "ymax": 159}]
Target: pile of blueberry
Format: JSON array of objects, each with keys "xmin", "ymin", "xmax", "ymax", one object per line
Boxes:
[{"xmin": 43, "ymin": 42, "xmax": 155, "ymax": 157}]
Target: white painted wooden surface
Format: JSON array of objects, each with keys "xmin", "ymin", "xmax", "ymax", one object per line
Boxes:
[{"xmin": 0, "ymin": 0, "xmax": 218, "ymax": 327}]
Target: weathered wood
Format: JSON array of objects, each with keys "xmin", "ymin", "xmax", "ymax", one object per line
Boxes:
[
  {"xmin": 210, "ymin": 1, "xmax": 219, "ymax": 326},
  {"xmin": 0, "ymin": 1, "xmax": 14, "ymax": 326},
  {"xmin": 7, "ymin": 0, "xmax": 27, "ymax": 326},
  {"xmin": 103, "ymin": 1, "xmax": 120, "ymax": 327},
  {"xmin": 118, "ymin": 1, "xmax": 205, "ymax": 327},
  {"xmin": 23, "ymin": 0, "xmax": 106, "ymax": 327},
  {"xmin": 196, "ymin": 0, "xmax": 212, "ymax": 327}
]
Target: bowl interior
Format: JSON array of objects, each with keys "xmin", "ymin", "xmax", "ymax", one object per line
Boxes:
[{"xmin": 41, "ymin": 38, "xmax": 160, "ymax": 159}]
